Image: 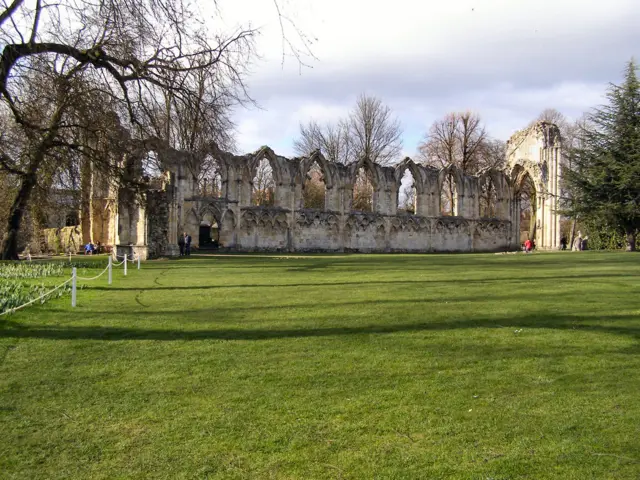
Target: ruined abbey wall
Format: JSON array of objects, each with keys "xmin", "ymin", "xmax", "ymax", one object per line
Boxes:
[
  {"xmin": 175, "ymin": 151, "xmax": 516, "ymax": 254},
  {"xmin": 71, "ymin": 121, "xmax": 563, "ymax": 259}
]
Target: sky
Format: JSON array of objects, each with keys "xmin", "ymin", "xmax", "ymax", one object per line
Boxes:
[{"xmin": 215, "ymin": 0, "xmax": 640, "ymax": 158}]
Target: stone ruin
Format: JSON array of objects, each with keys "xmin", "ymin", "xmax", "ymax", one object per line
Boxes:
[{"xmin": 72, "ymin": 121, "xmax": 563, "ymax": 259}]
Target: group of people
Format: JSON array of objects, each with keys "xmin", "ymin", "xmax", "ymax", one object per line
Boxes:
[
  {"xmin": 84, "ymin": 241, "xmax": 101, "ymax": 255},
  {"xmin": 524, "ymin": 236, "xmax": 579, "ymax": 252},
  {"xmin": 178, "ymin": 232, "xmax": 192, "ymax": 256}
]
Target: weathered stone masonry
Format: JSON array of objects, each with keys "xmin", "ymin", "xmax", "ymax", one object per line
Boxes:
[{"xmin": 79, "ymin": 121, "xmax": 563, "ymax": 258}]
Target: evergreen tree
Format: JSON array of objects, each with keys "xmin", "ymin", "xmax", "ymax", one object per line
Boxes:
[{"xmin": 564, "ymin": 60, "xmax": 640, "ymax": 251}]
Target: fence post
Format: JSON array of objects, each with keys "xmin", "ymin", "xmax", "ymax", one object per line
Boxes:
[
  {"xmin": 124, "ymin": 254, "xmax": 127, "ymax": 276},
  {"xmin": 108, "ymin": 256, "xmax": 112, "ymax": 285},
  {"xmin": 137, "ymin": 254, "xmax": 141, "ymax": 270},
  {"xmin": 71, "ymin": 267, "xmax": 77, "ymax": 307}
]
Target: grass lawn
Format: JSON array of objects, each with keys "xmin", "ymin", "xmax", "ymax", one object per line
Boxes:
[{"xmin": 1, "ymin": 252, "xmax": 640, "ymax": 479}]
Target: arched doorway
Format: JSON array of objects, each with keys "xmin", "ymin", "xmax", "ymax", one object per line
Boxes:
[
  {"xmin": 506, "ymin": 121, "xmax": 562, "ymax": 250},
  {"xmin": 199, "ymin": 211, "xmax": 220, "ymax": 248},
  {"xmin": 512, "ymin": 167, "xmax": 538, "ymax": 246}
]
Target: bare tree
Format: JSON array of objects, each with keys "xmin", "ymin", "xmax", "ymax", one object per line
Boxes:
[
  {"xmin": 293, "ymin": 120, "xmax": 353, "ymax": 164},
  {"xmin": 535, "ymin": 108, "xmax": 569, "ymax": 128},
  {"xmin": 480, "ymin": 138, "xmax": 507, "ymax": 170},
  {"xmin": 293, "ymin": 94, "xmax": 403, "ymax": 166},
  {"xmin": 419, "ymin": 112, "xmax": 488, "ymax": 173},
  {"xmin": 530, "ymin": 108, "xmax": 586, "ymax": 156},
  {"xmin": 143, "ymin": 65, "xmax": 238, "ymax": 197},
  {"xmin": 419, "ymin": 112, "xmax": 495, "ymax": 215},
  {"xmin": 399, "ymin": 182, "xmax": 416, "ymax": 214},
  {"xmin": 302, "ymin": 169, "xmax": 325, "ymax": 209},
  {"xmin": 349, "ymin": 94, "xmax": 402, "ymax": 166},
  {"xmin": 352, "ymin": 168, "xmax": 374, "ymax": 212},
  {"xmin": 251, "ymin": 159, "xmax": 275, "ymax": 206},
  {"xmin": 0, "ymin": 0, "xmax": 275, "ymax": 259}
]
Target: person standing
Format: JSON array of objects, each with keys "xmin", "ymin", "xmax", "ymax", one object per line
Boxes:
[
  {"xmin": 185, "ymin": 233, "xmax": 192, "ymax": 256},
  {"xmin": 178, "ymin": 233, "xmax": 185, "ymax": 256},
  {"xmin": 524, "ymin": 238, "xmax": 532, "ymax": 253}
]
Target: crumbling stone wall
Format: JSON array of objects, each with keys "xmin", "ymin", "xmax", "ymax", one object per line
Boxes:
[
  {"xmin": 146, "ymin": 190, "xmax": 170, "ymax": 258},
  {"xmin": 109, "ymin": 121, "xmax": 562, "ymax": 257},
  {"xmin": 42, "ymin": 226, "xmax": 82, "ymax": 254},
  {"xmin": 144, "ymin": 143, "xmax": 522, "ymax": 255}
]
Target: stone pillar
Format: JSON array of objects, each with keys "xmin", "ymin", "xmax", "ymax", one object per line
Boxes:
[{"xmin": 462, "ymin": 176, "xmax": 479, "ymax": 219}]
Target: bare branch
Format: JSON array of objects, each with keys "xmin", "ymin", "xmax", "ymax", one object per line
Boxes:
[
  {"xmin": 28, "ymin": 0, "xmax": 41, "ymax": 44},
  {"xmin": 0, "ymin": 0, "xmax": 23, "ymax": 29}
]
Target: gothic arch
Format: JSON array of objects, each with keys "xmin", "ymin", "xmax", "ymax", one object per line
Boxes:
[
  {"xmin": 506, "ymin": 121, "xmax": 562, "ymax": 249},
  {"xmin": 300, "ymin": 151, "xmax": 335, "ymax": 190},
  {"xmin": 394, "ymin": 158, "xmax": 424, "ymax": 195},
  {"xmin": 198, "ymin": 204, "xmax": 223, "ymax": 227},
  {"xmin": 220, "ymin": 209, "xmax": 236, "ymax": 229},
  {"xmin": 250, "ymin": 147, "xmax": 284, "ymax": 185},
  {"xmin": 351, "ymin": 156, "xmax": 380, "ymax": 188}
]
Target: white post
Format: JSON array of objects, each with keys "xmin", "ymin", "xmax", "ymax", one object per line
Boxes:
[
  {"xmin": 27, "ymin": 253, "xmax": 31, "ymax": 262},
  {"xmin": 124, "ymin": 254, "xmax": 127, "ymax": 276},
  {"xmin": 137, "ymin": 254, "xmax": 140, "ymax": 270},
  {"xmin": 69, "ymin": 252, "xmax": 72, "ymax": 263},
  {"xmin": 108, "ymin": 256, "xmax": 112, "ymax": 285},
  {"xmin": 71, "ymin": 267, "xmax": 77, "ymax": 307}
]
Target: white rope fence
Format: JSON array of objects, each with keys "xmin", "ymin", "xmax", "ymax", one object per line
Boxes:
[
  {"xmin": 1, "ymin": 254, "xmax": 142, "ymax": 316},
  {"xmin": 0, "ymin": 277, "xmax": 73, "ymax": 317},
  {"xmin": 113, "ymin": 253, "xmax": 141, "ymax": 275},
  {"xmin": 76, "ymin": 263, "xmax": 111, "ymax": 281}
]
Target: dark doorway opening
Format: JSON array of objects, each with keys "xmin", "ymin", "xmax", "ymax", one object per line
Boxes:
[{"xmin": 199, "ymin": 221, "xmax": 219, "ymax": 249}]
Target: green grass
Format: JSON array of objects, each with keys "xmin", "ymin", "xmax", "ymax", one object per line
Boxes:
[{"xmin": 1, "ymin": 252, "xmax": 639, "ymax": 479}]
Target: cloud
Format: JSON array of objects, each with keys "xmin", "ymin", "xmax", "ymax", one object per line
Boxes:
[{"xmin": 222, "ymin": 0, "xmax": 640, "ymax": 157}]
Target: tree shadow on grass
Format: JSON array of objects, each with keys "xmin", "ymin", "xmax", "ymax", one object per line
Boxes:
[
  {"xmin": 37, "ymin": 290, "xmax": 620, "ymax": 318},
  {"xmin": 87, "ymin": 272, "xmax": 640, "ymax": 292},
  {"xmin": 1, "ymin": 313, "xmax": 639, "ymax": 344}
]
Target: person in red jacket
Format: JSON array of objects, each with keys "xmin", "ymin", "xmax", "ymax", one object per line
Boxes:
[{"xmin": 524, "ymin": 238, "xmax": 533, "ymax": 253}]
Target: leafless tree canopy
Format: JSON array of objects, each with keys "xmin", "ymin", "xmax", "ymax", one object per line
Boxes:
[
  {"xmin": 418, "ymin": 112, "xmax": 503, "ymax": 173},
  {"xmin": 294, "ymin": 120, "xmax": 353, "ymax": 164},
  {"xmin": 252, "ymin": 158, "xmax": 275, "ymax": 206},
  {"xmin": 294, "ymin": 94, "xmax": 403, "ymax": 166},
  {"xmin": 1, "ymin": 1, "xmax": 257, "ymax": 131},
  {"xmin": 302, "ymin": 166, "xmax": 325, "ymax": 209},
  {"xmin": 352, "ymin": 167, "xmax": 374, "ymax": 212},
  {"xmin": 418, "ymin": 112, "xmax": 506, "ymax": 217},
  {"xmin": 0, "ymin": 0, "xmax": 310, "ymax": 259},
  {"xmin": 349, "ymin": 94, "xmax": 403, "ymax": 165}
]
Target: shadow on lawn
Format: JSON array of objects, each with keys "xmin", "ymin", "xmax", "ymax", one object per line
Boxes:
[
  {"xmin": 89, "ymin": 272, "xmax": 640, "ymax": 292},
  {"xmin": 2, "ymin": 313, "xmax": 639, "ymax": 343},
  {"xmin": 37, "ymin": 289, "xmax": 626, "ymax": 317}
]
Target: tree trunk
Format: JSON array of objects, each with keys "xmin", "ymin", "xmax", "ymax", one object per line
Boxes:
[
  {"xmin": 1, "ymin": 84, "xmax": 67, "ymax": 260},
  {"xmin": 80, "ymin": 158, "xmax": 94, "ymax": 244},
  {"xmin": 626, "ymin": 228, "xmax": 636, "ymax": 252},
  {"xmin": 1, "ymin": 171, "xmax": 37, "ymax": 260},
  {"xmin": 569, "ymin": 217, "xmax": 577, "ymax": 250}
]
